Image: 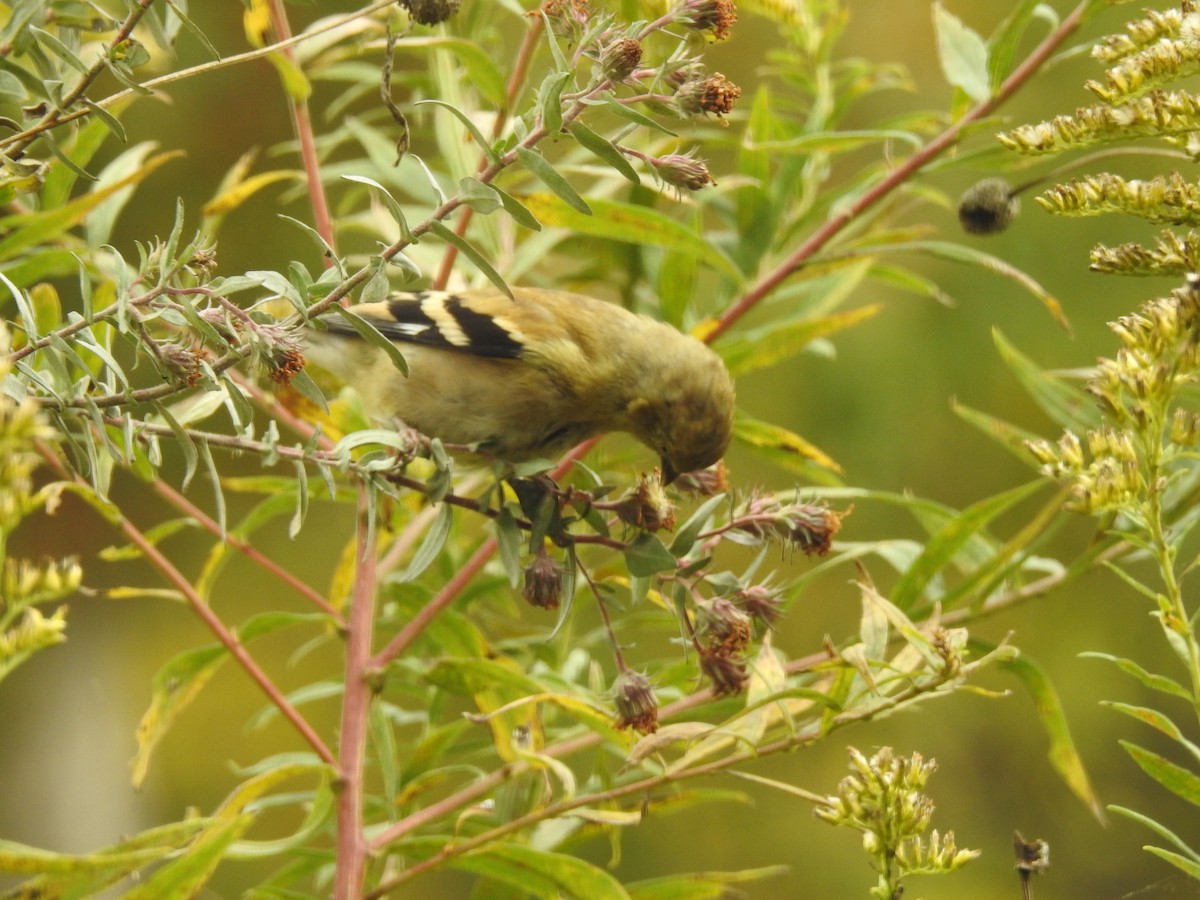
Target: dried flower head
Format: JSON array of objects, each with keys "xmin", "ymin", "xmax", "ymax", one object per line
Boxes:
[
  {"xmin": 650, "ymin": 150, "xmax": 715, "ymax": 192},
  {"xmin": 675, "ymin": 71, "xmax": 742, "ymax": 119},
  {"xmin": 680, "ymin": 0, "xmax": 737, "ymax": 40},
  {"xmin": 522, "ymin": 548, "xmax": 564, "ymax": 610},
  {"xmin": 673, "ymin": 460, "xmax": 729, "ymax": 496},
  {"xmin": 732, "ymin": 493, "xmax": 845, "ymax": 555},
  {"xmin": 400, "ymin": 0, "xmax": 461, "ymax": 25},
  {"xmin": 612, "ymin": 669, "xmax": 658, "ymax": 734},
  {"xmin": 614, "ymin": 471, "xmax": 676, "ymax": 532},
  {"xmin": 698, "ymin": 645, "xmax": 748, "ymax": 696},
  {"xmin": 958, "ymin": 178, "xmax": 1020, "ymax": 235},
  {"xmin": 735, "ymin": 582, "xmax": 785, "ymax": 626},
  {"xmin": 697, "ymin": 597, "xmax": 752, "ymax": 658},
  {"xmin": 600, "ymin": 37, "xmax": 642, "ymax": 83}
]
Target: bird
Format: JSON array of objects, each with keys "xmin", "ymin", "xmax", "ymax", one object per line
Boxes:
[{"xmin": 300, "ymin": 286, "xmax": 735, "ymax": 481}]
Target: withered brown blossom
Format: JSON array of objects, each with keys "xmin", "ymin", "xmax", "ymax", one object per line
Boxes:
[
  {"xmin": 523, "ymin": 548, "xmax": 564, "ymax": 609},
  {"xmin": 698, "ymin": 647, "xmax": 749, "ymax": 696},
  {"xmin": 651, "ymin": 151, "xmax": 715, "ymax": 191},
  {"xmin": 613, "ymin": 669, "xmax": 658, "ymax": 734},
  {"xmin": 675, "ymin": 72, "xmax": 742, "ymax": 119},
  {"xmin": 614, "ymin": 472, "xmax": 676, "ymax": 532},
  {"xmin": 682, "ymin": 0, "xmax": 737, "ymax": 40},
  {"xmin": 600, "ymin": 37, "xmax": 642, "ymax": 83}
]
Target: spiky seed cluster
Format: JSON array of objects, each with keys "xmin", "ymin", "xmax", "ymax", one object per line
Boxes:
[
  {"xmin": 731, "ymin": 493, "xmax": 844, "ymax": 555},
  {"xmin": 694, "ymin": 597, "xmax": 752, "ymax": 696},
  {"xmin": 815, "ymin": 747, "xmax": 979, "ymax": 881},
  {"xmin": 958, "ymin": 178, "xmax": 1019, "ymax": 235}
]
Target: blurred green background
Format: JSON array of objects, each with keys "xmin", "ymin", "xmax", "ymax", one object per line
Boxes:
[{"xmin": 5, "ymin": 1, "xmax": 1197, "ymax": 897}]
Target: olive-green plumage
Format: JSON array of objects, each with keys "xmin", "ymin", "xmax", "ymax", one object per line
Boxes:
[{"xmin": 302, "ymin": 287, "xmax": 735, "ymax": 479}]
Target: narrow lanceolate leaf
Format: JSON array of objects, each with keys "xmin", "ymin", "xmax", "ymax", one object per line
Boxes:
[
  {"xmin": 933, "ymin": 2, "xmax": 990, "ymax": 102},
  {"xmin": 519, "ymin": 192, "xmax": 741, "ymax": 281},
  {"xmin": 329, "ymin": 304, "xmax": 409, "ymax": 375},
  {"xmin": 624, "ymin": 532, "xmax": 678, "ymax": 577},
  {"xmin": 427, "ymin": 220, "xmax": 513, "ymax": 298},
  {"xmin": 993, "ymin": 328, "xmax": 1100, "ymax": 433},
  {"xmin": 449, "ymin": 842, "xmax": 630, "ymax": 900},
  {"xmin": 516, "ymin": 148, "xmax": 591, "ymax": 214},
  {"xmin": 734, "ymin": 413, "xmax": 842, "ymax": 478},
  {"xmin": 1080, "ymin": 652, "xmax": 1193, "ymax": 701},
  {"xmin": 417, "ymin": 99, "xmax": 501, "ymax": 165},
  {"xmin": 398, "ymin": 503, "xmax": 453, "ymax": 583},
  {"xmin": 1121, "ymin": 740, "xmax": 1200, "ymax": 807},
  {"xmin": 567, "ymin": 122, "xmax": 640, "ymax": 183},
  {"xmin": 131, "ymin": 644, "xmax": 228, "ymax": 789},
  {"xmin": 890, "ymin": 480, "xmax": 1043, "ymax": 611},
  {"xmin": 719, "ymin": 305, "xmax": 881, "ymax": 376},
  {"xmin": 996, "ymin": 646, "xmax": 1105, "ymax": 821}
]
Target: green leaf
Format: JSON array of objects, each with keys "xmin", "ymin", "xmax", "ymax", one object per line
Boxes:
[
  {"xmin": 624, "ymin": 532, "xmax": 678, "ymax": 577},
  {"xmin": 131, "ymin": 644, "xmax": 229, "ymax": 789},
  {"xmin": 342, "ymin": 173, "xmax": 413, "ymax": 241},
  {"xmin": 1121, "ymin": 740, "xmax": 1200, "ymax": 807},
  {"xmin": 719, "ymin": 304, "xmax": 880, "ymax": 376},
  {"xmin": 398, "ymin": 503, "xmax": 454, "ymax": 583},
  {"xmin": 329, "ymin": 304, "xmax": 410, "ymax": 375},
  {"xmin": 933, "ymin": 2, "xmax": 990, "ymax": 102},
  {"xmin": 996, "ymin": 646, "xmax": 1105, "ymax": 821},
  {"xmin": 1104, "ymin": 702, "xmax": 1189, "ymax": 744},
  {"xmin": 417, "ymin": 98, "xmax": 501, "ymax": 165},
  {"xmin": 987, "ymin": 0, "xmax": 1044, "ymax": 91},
  {"xmin": 669, "ymin": 493, "xmax": 729, "ymax": 557},
  {"xmin": 516, "ymin": 148, "xmax": 591, "ymax": 214},
  {"xmin": 567, "ymin": 121, "xmax": 640, "ymax": 183},
  {"xmin": 1081, "ymin": 652, "xmax": 1193, "ymax": 701},
  {"xmin": 891, "ymin": 480, "xmax": 1043, "ymax": 611},
  {"xmin": 1145, "ymin": 846, "xmax": 1200, "ymax": 881},
  {"xmin": 628, "ymin": 866, "xmax": 789, "ymax": 900},
  {"xmin": 450, "ymin": 842, "xmax": 630, "ymax": 900},
  {"xmin": 427, "ymin": 219, "xmax": 513, "ymax": 297},
  {"xmin": 952, "ymin": 399, "xmax": 1048, "ymax": 465},
  {"xmin": 519, "ymin": 192, "xmax": 742, "ymax": 281},
  {"xmin": 0, "ymin": 149, "xmax": 183, "ymax": 261},
  {"xmin": 993, "ymin": 328, "xmax": 1100, "ymax": 433},
  {"xmin": 538, "ymin": 70, "xmax": 572, "ymax": 135},
  {"xmin": 734, "ymin": 413, "xmax": 842, "ymax": 479},
  {"xmin": 1109, "ymin": 805, "xmax": 1200, "ymax": 869},
  {"xmin": 458, "ymin": 176, "xmax": 503, "ymax": 214}
]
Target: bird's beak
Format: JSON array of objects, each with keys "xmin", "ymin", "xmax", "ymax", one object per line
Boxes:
[{"xmin": 660, "ymin": 457, "xmax": 679, "ymax": 484}]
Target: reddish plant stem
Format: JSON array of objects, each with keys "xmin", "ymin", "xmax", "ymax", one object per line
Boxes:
[
  {"xmin": 706, "ymin": 0, "xmax": 1091, "ymax": 344},
  {"xmin": 432, "ymin": 14, "xmax": 546, "ymax": 289},
  {"xmin": 36, "ymin": 444, "xmax": 337, "ymax": 767},
  {"xmin": 334, "ymin": 492, "xmax": 379, "ymax": 900},
  {"xmin": 368, "ymin": 535, "xmax": 497, "ymax": 671},
  {"xmin": 149, "ymin": 477, "xmax": 343, "ymax": 623},
  {"xmin": 267, "ymin": 0, "xmax": 337, "ymax": 258}
]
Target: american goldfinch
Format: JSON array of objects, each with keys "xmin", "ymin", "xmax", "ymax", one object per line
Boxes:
[{"xmin": 301, "ymin": 287, "xmax": 735, "ymax": 480}]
